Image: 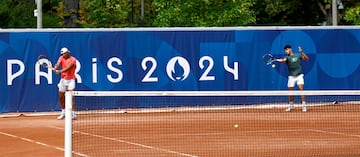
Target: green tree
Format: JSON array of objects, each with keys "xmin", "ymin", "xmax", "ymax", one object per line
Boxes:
[
  {"xmin": 152, "ymin": 0, "xmax": 256, "ymax": 27},
  {"xmin": 342, "ymin": 1, "xmax": 360, "ymax": 25},
  {"xmin": 0, "ymin": 0, "xmax": 62, "ymax": 28},
  {"xmin": 1, "ymin": 0, "xmax": 360, "ymax": 28},
  {"xmin": 344, "ymin": 6, "xmax": 360, "ymax": 24},
  {"xmin": 254, "ymin": 0, "xmax": 325, "ymax": 25},
  {"xmin": 0, "ymin": 0, "xmax": 37, "ymax": 28},
  {"xmin": 64, "ymin": 0, "xmax": 360, "ymax": 27},
  {"xmin": 78, "ymin": 0, "xmax": 131, "ymax": 28}
]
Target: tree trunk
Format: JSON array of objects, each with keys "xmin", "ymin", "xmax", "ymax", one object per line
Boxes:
[{"xmin": 64, "ymin": 0, "xmax": 80, "ymax": 28}]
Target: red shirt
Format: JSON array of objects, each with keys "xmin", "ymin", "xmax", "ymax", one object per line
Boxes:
[{"xmin": 56, "ymin": 56, "xmax": 77, "ymax": 79}]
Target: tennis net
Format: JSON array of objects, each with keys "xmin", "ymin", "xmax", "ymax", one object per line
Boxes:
[{"xmin": 64, "ymin": 90, "xmax": 360, "ymax": 157}]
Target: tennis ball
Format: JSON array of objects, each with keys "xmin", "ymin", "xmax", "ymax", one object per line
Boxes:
[
  {"xmin": 272, "ymin": 64, "xmax": 276, "ymax": 68},
  {"xmin": 234, "ymin": 124, "xmax": 239, "ymax": 128}
]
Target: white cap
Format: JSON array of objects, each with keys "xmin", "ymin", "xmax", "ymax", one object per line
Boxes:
[{"xmin": 60, "ymin": 47, "xmax": 70, "ymax": 54}]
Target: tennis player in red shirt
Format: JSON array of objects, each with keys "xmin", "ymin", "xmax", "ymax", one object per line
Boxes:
[{"xmin": 53, "ymin": 47, "xmax": 77, "ymax": 120}]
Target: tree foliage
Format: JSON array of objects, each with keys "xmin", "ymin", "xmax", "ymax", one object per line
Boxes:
[
  {"xmin": 344, "ymin": 6, "xmax": 360, "ymax": 24},
  {"xmin": 0, "ymin": 0, "xmax": 37, "ymax": 28},
  {"xmin": 152, "ymin": 0, "xmax": 256, "ymax": 27},
  {"xmin": 254, "ymin": 0, "xmax": 326, "ymax": 25},
  {"xmin": 0, "ymin": 0, "xmax": 62, "ymax": 28},
  {"xmin": 343, "ymin": 1, "xmax": 360, "ymax": 25},
  {"xmin": 1, "ymin": 0, "xmax": 360, "ymax": 28},
  {"xmin": 78, "ymin": 0, "xmax": 131, "ymax": 28}
]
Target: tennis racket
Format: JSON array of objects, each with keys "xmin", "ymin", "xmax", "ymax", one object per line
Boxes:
[
  {"xmin": 262, "ymin": 53, "xmax": 277, "ymax": 66},
  {"xmin": 37, "ymin": 55, "xmax": 53, "ymax": 70}
]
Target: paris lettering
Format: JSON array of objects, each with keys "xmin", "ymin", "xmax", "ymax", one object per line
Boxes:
[{"xmin": 5, "ymin": 56, "xmax": 239, "ymax": 86}]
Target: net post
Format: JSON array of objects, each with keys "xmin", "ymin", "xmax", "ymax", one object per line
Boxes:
[{"xmin": 64, "ymin": 91, "xmax": 73, "ymax": 157}]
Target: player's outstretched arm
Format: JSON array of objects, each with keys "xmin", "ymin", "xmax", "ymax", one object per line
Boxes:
[{"xmin": 276, "ymin": 58, "xmax": 286, "ymax": 63}]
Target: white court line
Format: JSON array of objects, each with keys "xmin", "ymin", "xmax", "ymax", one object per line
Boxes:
[
  {"xmin": 0, "ymin": 131, "xmax": 64, "ymax": 153},
  {"xmin": 0, "ymin": 129, "xmax": 88, "ymax": 157},
  {"xmin": 174, "ymin": 132, "xmax": 224, "ymax": 136},
  {"xmin": 74, "ymin": 130, "xmax": 198, "ymax": 157},
  {"xmin": 50, "ymin": 126, "xmax": 198, "ymax": 157},
  {"xmin": 309, "ymin": 129, "xmax": 360, "ymax": 138},
  {"xmin": 237, "ymin": 128, "xmax": 360, "ymax": 138}
]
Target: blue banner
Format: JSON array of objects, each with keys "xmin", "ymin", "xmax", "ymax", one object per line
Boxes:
[{"xmin": 1, "ymin": 28, "xmax": 359, "ymax": 112}]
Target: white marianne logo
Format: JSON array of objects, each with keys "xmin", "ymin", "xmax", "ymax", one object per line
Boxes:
[{"xmin": 166, "ymin": 56, "xmax": 190, "ymax": 81}]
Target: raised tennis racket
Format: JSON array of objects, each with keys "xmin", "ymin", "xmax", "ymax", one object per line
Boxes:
[
  {"xmin": 262, "ymin": 53, "xmax": 276, "ymax": 66},
  {"xmin": 37, "ymin": 55, "xmax": 53, "ymax": 70}
]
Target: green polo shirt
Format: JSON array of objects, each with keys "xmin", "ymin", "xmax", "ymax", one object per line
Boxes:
[{"xmin": 285, "ymin": 54, "xmax": 303, "ymax": 76}]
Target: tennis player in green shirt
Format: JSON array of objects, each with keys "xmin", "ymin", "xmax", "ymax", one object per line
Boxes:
[{"xmin": 277, "ymin": 44, "xmax": 309, "ymax": 112}]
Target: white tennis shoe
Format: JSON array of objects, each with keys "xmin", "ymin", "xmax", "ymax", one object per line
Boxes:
[
  {"xmin": 302, "ymin": 107, "xmax": 307, "ymax": 112},
  {"xmin": 57, "ymin": 112, "xmax": 77, "ymax": 120},
  {"xmin": 302, "ymin": 102, "xmax": 307, "ymax": 112},
  {"xmin": 57, "ymin": 113, "xmax": 65, "ymax": 120},
  {"xmin": 285, "ymin": 106, "xmax": 294, "ymax": 112}
]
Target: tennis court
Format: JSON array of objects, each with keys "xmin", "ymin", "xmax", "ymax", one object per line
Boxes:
[
  {"xmin": 1, "ymin": 101, "xmax": 359, "ymax": 157},
  {"xmin": 0, "ymin": 114, "xmax": 64, "ymax": 157}
]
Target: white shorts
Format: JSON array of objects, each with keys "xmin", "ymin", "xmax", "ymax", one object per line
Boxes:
[
  {"xmin": 57, "ymin": 79, "xmax": 76, "ymax": 92},
  {"xmin": 287, "ymin": 74, "xmax": 304, "ymax": 88}
]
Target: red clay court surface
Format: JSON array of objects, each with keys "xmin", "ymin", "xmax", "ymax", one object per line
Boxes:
[{"xmin": 1, "ymin": 104, "xmax": 360, "ymax": 157}]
